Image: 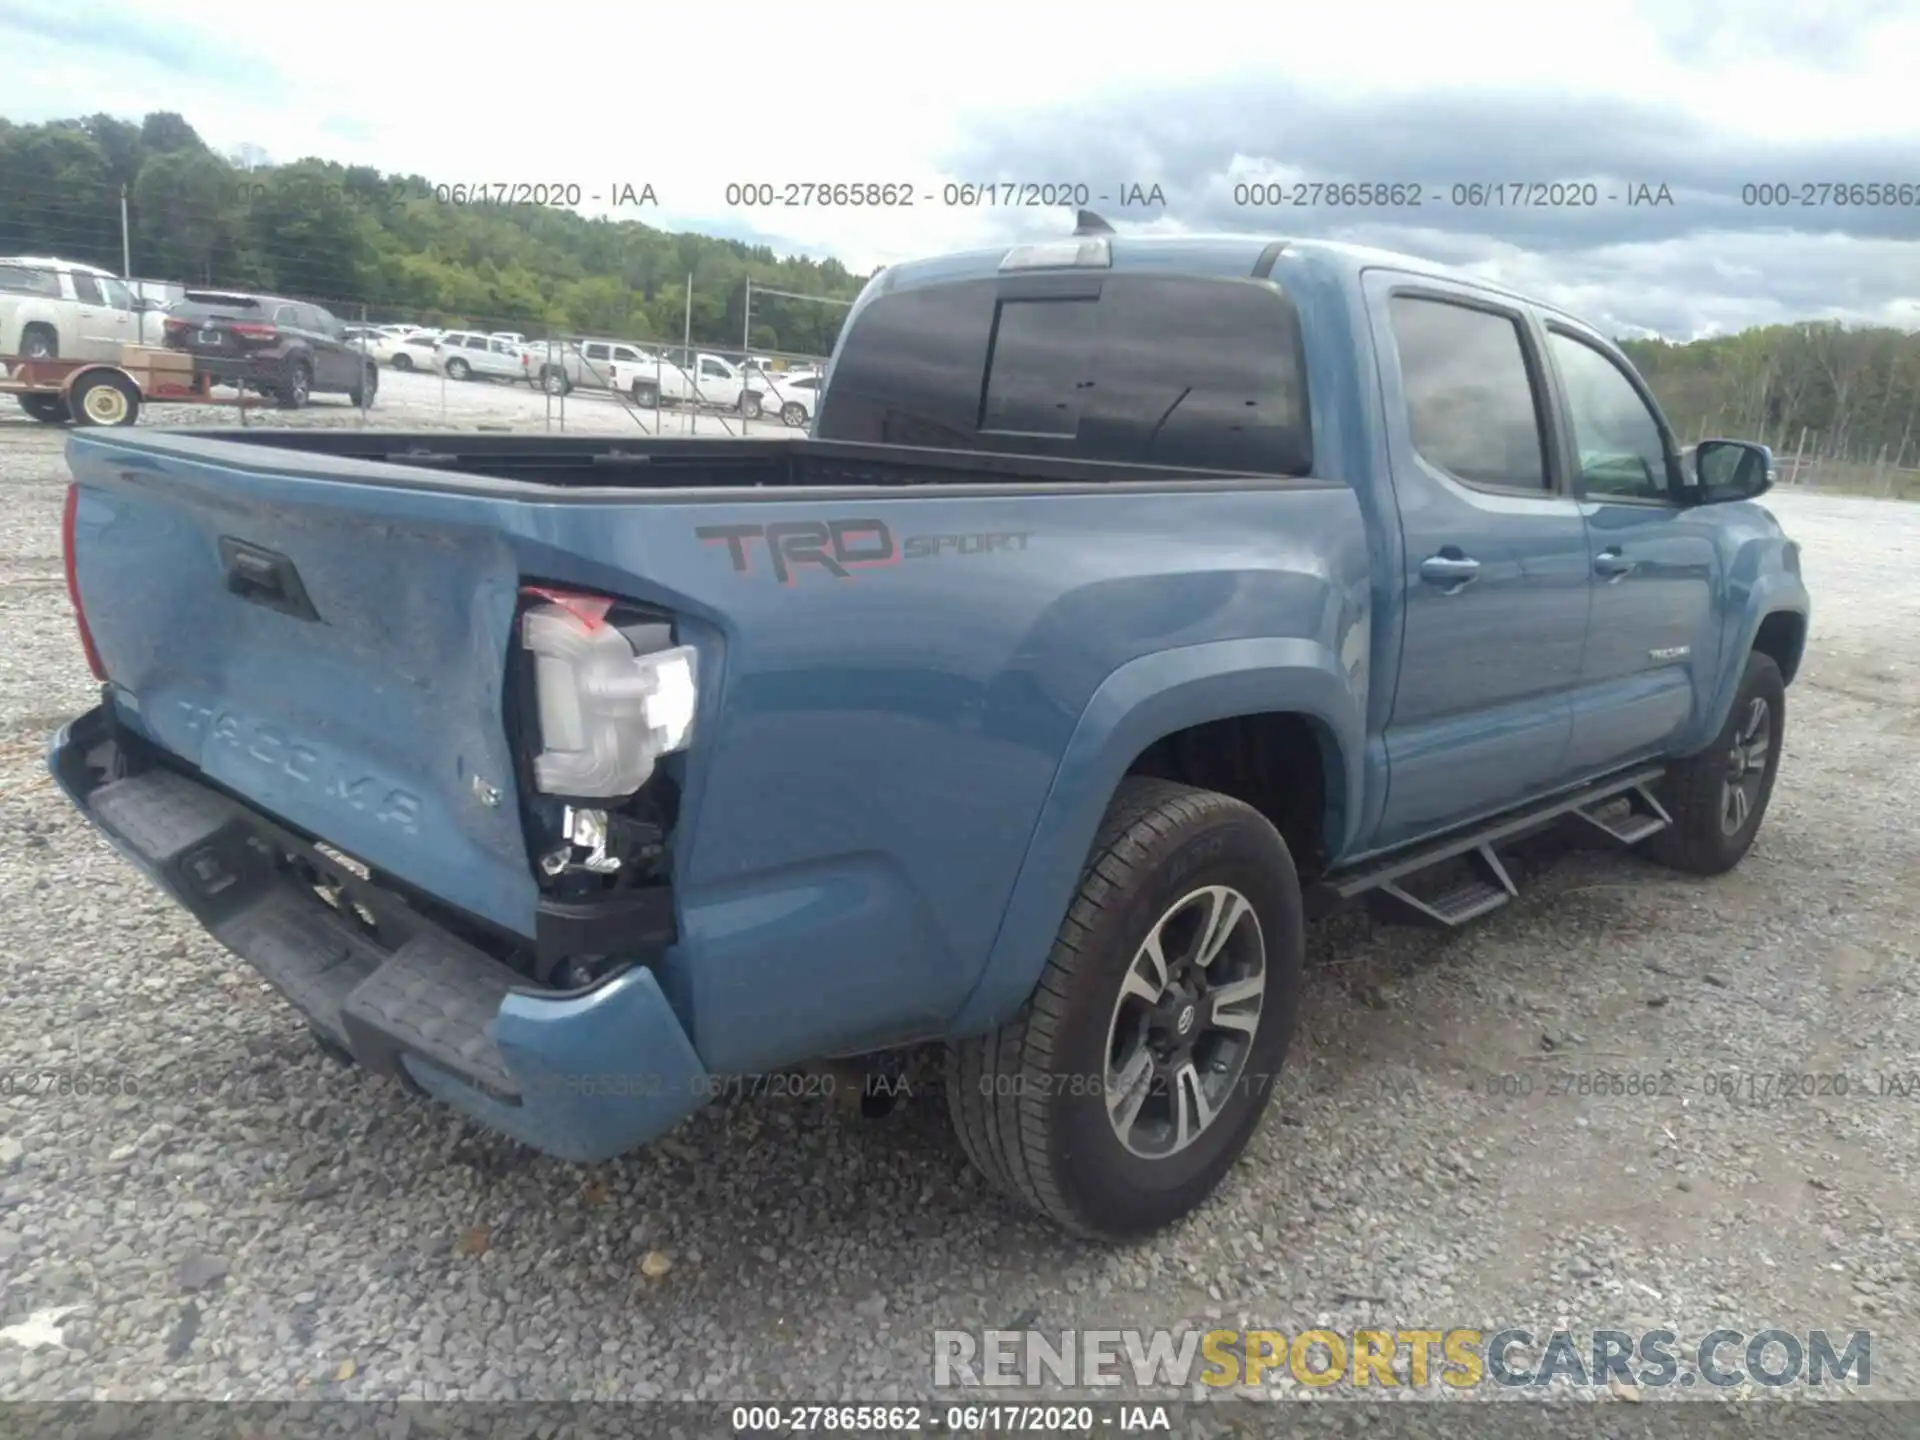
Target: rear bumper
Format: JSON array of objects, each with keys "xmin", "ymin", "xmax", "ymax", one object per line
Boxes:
[{"xmin": 46, "ymin": 704, "xmax": 711, "ymax": 1163}]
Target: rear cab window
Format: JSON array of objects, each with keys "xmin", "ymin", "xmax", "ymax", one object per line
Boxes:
[{"xmin": 817, "ymin": 271, "xmax": 1313, "ymax": 475}]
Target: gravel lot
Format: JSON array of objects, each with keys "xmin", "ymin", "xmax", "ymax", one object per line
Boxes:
[{"xmin": 0, "ymin": 410, "xmax": 1915, "ymax": 1409}]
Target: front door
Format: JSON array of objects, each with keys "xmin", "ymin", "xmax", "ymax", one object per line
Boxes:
[
  {"xmin": 1539, "ymin": 325, "xmax": 1721, "ymax": 772},
  {"xmin": 1364, "ymin": 273, "xmax": 1592, "ymax": 852}
]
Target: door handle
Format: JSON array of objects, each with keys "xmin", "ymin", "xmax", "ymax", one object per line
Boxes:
[
  {"xmin": 1594, "ymin": 548, "xmax": 1636, "ymax": 579},
  {"xmin": 1419, "ymin": 553, "xmax": 1481, "ymax": 588}
]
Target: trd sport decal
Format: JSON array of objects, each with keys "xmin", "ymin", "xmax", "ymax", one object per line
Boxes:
[{"xmin": 695, "ymin": 520, "xmax": 1032, "ymax": 584}]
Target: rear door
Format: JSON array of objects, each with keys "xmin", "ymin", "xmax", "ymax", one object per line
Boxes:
[
  {"xmin": 306, "ymin": 305, "xmax": 357, "ymax": 390},
  {"xmin": 66, "ymin": 271, "xmax": 128, "ymax": 361},
  {"xmin": 580, "ymin": 341, "xmax": 613, "ymax": 387},
  {"xmin": 1539, "ymin": 322, "xmax": 1721, "ymax": 772},
  {"xmin": 1363, "ymin": 271, "xmax": 1591, "ymax": 850}
]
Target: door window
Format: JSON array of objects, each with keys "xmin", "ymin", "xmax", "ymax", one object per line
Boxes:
[
  {"xmin": 583, "ymin": 343, "xmax": 610, "ymax": 361},
  {"xmin": 612, "ymin": 345, "xmax": 642, "ymax": 363},
  {"xmin": 71, "ymin": 272, "xmax": 106, "ymax": 304},
  {"xmin": 1547, "ymin": 330, "xmax": 1674, "ymax": 502},
  {"xmin": 1388, "ymin": 295, "xmax": 1549, "ymax": 492},
  {"xmin": 99, "ymin": 277, "xmax": 135, "ymax": 311}
]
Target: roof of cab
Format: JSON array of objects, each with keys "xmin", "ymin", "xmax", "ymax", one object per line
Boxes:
[{"xmin": 873, "ymin": 230, "xmax": 1509, "ymax": 297}]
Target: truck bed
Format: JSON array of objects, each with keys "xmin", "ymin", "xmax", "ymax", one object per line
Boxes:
[{"xmin": 96, "ymin": 428, "xmax": 1292, "ymax": 496}]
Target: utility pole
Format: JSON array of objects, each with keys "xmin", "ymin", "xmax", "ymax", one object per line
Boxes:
[
  {"xmin": 119, "ymin": 184, "xmax": 132, "ymax": 278},
  {"xmin": 742, "ymin": 276, "xmax": 752, "ymax": 358},
  {"xmin": 685, "ymin": 274, "xmax": 695, "ymax": 436}
]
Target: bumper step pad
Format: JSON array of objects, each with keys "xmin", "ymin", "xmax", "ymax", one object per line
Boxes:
[{"xmin": 86, "ymin": 768, "xmax": 523, "ymax": 1101}]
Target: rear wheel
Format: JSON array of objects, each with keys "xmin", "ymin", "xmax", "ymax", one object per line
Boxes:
[
  {"xmin": 348, "ymin": 362, "xmax": 378, "ymax": 408},
  {"xmin": 69, "ymin": 371, "xmax": 141, "ymax": 427},
  {"xmin": 19, "ymin": 325, "xmax": 57, "ymax": 361},
  {"xmin": 1648, "ymin": 651, "xmax": 1785, "ymax": 875},
  {"xmin": 445, "ymin": 357, "xmax": 471, "ymax": 381},
  {"xmin": 19, "ymin": 393, "xmax": 70, "ymax": 424},
  {"xmin": 277, "ymin": 360, "xmax": 311, "ymax": 409},
  {"xmin": 391, "ymin": 353, "xmax": 414, "ymax": 371},
  {"xmin": 946, "ymin": 778, "xmax": 1305, "ymax": 1240},
  {"xmin": 631, "ymin": 379, "xmax": 659, "ymax": 407},
  {"xmin": 543, "ymin": 368, "xmax": 571, "ymax": 397},
  {"xmin": 781, "ymin": 401, "xmax": 807, "ymax": 427},
  {"xmin": 739, "ymin": 391, "xmax": 763, "ymax": 420}
]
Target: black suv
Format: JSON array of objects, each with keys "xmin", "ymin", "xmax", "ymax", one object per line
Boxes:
[{"xmin": 161, "ymin": 291, "xmax": 377, "ymax": 408}]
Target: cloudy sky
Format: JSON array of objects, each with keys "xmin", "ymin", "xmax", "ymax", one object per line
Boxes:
[{"xmin": 4, "ymin": 0, "xmax": 1917, "ymax": 338}]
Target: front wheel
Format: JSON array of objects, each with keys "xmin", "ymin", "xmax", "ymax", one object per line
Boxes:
[
  {"xmin": 391, "ymin": 353, "xmax": 414, "ymax": 371},
  {"xmin": 945, "ymin": 778, "xmax": 1304, "ymax": 1241},
  {"xmin": 349, "ymin": 363, "xmax": 378, "ymax": 408},
  {"xmin": 739, "ymin": 391, "xmax": 763, "ymax": 420},
  {"xmin": 445, "ymin": 357, "xmax": 470, "ymax": 381},
  {"xmin": 543, "ymin": 368, "xmax": 571, "ymax": 397},
  {"xmin": 1648, "ymin": 651, "xmax": 1786, "ymax": 875},
  {"xmin": 630, "ymin": 380, "xmax": 659, "ymax": 407},
  {"xmin": 781, "ymin": 401, "xmax": 807, "ymax": 427}
]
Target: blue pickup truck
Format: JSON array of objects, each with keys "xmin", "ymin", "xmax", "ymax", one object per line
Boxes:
[{"xmin": 49, "ymin": 217, "xmax": 1808, "ymax": 1240}]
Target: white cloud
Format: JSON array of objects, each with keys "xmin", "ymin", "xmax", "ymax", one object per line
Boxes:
[{"xmin": 3, "ymin": 0, "xmax": 1916, "ymax": 330}]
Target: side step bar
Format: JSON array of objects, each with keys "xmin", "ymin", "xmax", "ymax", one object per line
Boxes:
[{"xmin": 1310, "ymin": 765, "xmax": 1670, "ymax": 929}]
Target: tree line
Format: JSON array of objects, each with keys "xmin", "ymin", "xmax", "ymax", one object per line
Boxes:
[
  {"xmin": 2, "ymin": 110, "xmax": 1915, "ymax": 457},
  {"xmin": 1621, "ymin": 325, "xmax": 1920, "ymax": 470},
  {"xmin": 0, "ymin": 111, "xmax": 865, "ymax": 355}
]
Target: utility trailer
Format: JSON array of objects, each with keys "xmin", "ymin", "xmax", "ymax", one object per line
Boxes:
[{"xmin": 1, "ymin": 345, "xmax": 273, "ymax": 428}]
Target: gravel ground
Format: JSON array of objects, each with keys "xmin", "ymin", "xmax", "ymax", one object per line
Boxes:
[{"xmin": 0, "ymin": 414, "xmax": 1915, "ymax": 1410}]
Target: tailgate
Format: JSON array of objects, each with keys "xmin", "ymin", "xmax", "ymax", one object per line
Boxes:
[{"xmin": 66, "ymin": 443, "xmax": 538, "ymax": 937}]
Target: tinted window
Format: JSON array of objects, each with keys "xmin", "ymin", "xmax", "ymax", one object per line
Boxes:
[
  {"xmin": 613, "ymin": 345, "xmax": 641, "ymax": 362},
  {"xmin": 583, "ymin": 343, "xmax": 610, "ymax": 360},
  {"xmin": 821, "ymin": 274, "xmax": 1312, "ymax": 473},
  {"xmin": 1389, "ymin": 296, "xmax": 1547, "ymax": 491},
  {"xmin": 71, "ymin": 272, "xmax": 105, "ymax": 304},
  {"xmin": 1547, "ymin": 329, "xmax": 1673, "ymax": 501},
  {"xmin": 273, "ymin": 304, "xmax": 301, "ymax": 326},
  {"xmin": 981, "ymin": 298, "xmax": 1096, "ymax": 436},
  {"xmin": 99, "ymin": 277, "xmax": 134, "ymax": 310},
  {"xmin": 0, "ymin": 264, "xmax": 60, "ymax": 297}
]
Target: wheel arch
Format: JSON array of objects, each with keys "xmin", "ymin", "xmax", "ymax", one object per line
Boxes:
[{"xmin": 945, "ymin": 637, "xmax": 1364, "ymax": 1036}]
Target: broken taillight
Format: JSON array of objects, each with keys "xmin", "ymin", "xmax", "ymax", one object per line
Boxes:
[
  {"xmin": 62, "ymin": 484, "xmax": 107, "ymax": 681},
  {"xmin": 519, "ymin": 588, "xmax": 697, "ymax": 798}
]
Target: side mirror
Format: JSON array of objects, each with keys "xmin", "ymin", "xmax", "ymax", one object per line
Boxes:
[{"xmin": 1690, "ymin": 439, "xmax": 1774, "ymax": 503}]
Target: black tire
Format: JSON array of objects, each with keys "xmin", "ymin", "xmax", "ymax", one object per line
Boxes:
[
  {"xmin": 781, "ymin": 401, "xmax": 807, "ymax": 427},
  {"xmin": 739, "ymin": 391, "xmax": 763, "ymax": 420},
  {"xmin": 631, "ymin": 380, "xmax": 659, "ymax": 407},
  {"xmin": 1647, "ymin": 651, "xmax": 1786, "ymax": 875},
  {"xmin": 945, "ymin": 777, "xmax": 1305, "ymax": 1241},
  {"xmin": 543, "ymin": 368, "xmax": 571, "ymax": 397},
  {"xmin": 348, "ymin": 362, "xmax": 378, "ymax": 409},
  {"xmin": 277, "ymin": 360, "xmax": 311, "ymax": 409},
  {"xmin": 445, "ymin": 357, "xmax": 470, "ymax": 381},
  {"xmin": 68, "ymin": 371, "xmax": 140, "ymax": 427},
  {"xmin": 19, "ymin": 393, "xmax": 70, "ymax": 424},
  {"xmin": 391, "ymin": 352, "xmax": 414, "ymax": 371},
  {"xmin": 19, "ymin": 325, "xmax": 57, "ymax": 361}
]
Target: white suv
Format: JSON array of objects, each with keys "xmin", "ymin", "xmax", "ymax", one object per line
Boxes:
[
  {"xmin": 434, "ymin": 331, "xmax": 524, "ymax": 382},
  {"xmin": 0, "ymin": 256, "xmax": 148, "ymax": 362}
]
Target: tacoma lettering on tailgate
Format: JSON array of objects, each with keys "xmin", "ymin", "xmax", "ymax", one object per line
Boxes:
[{"xmin": 176, "ymin": 703, "xmax": 423, "ymax": 833}]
